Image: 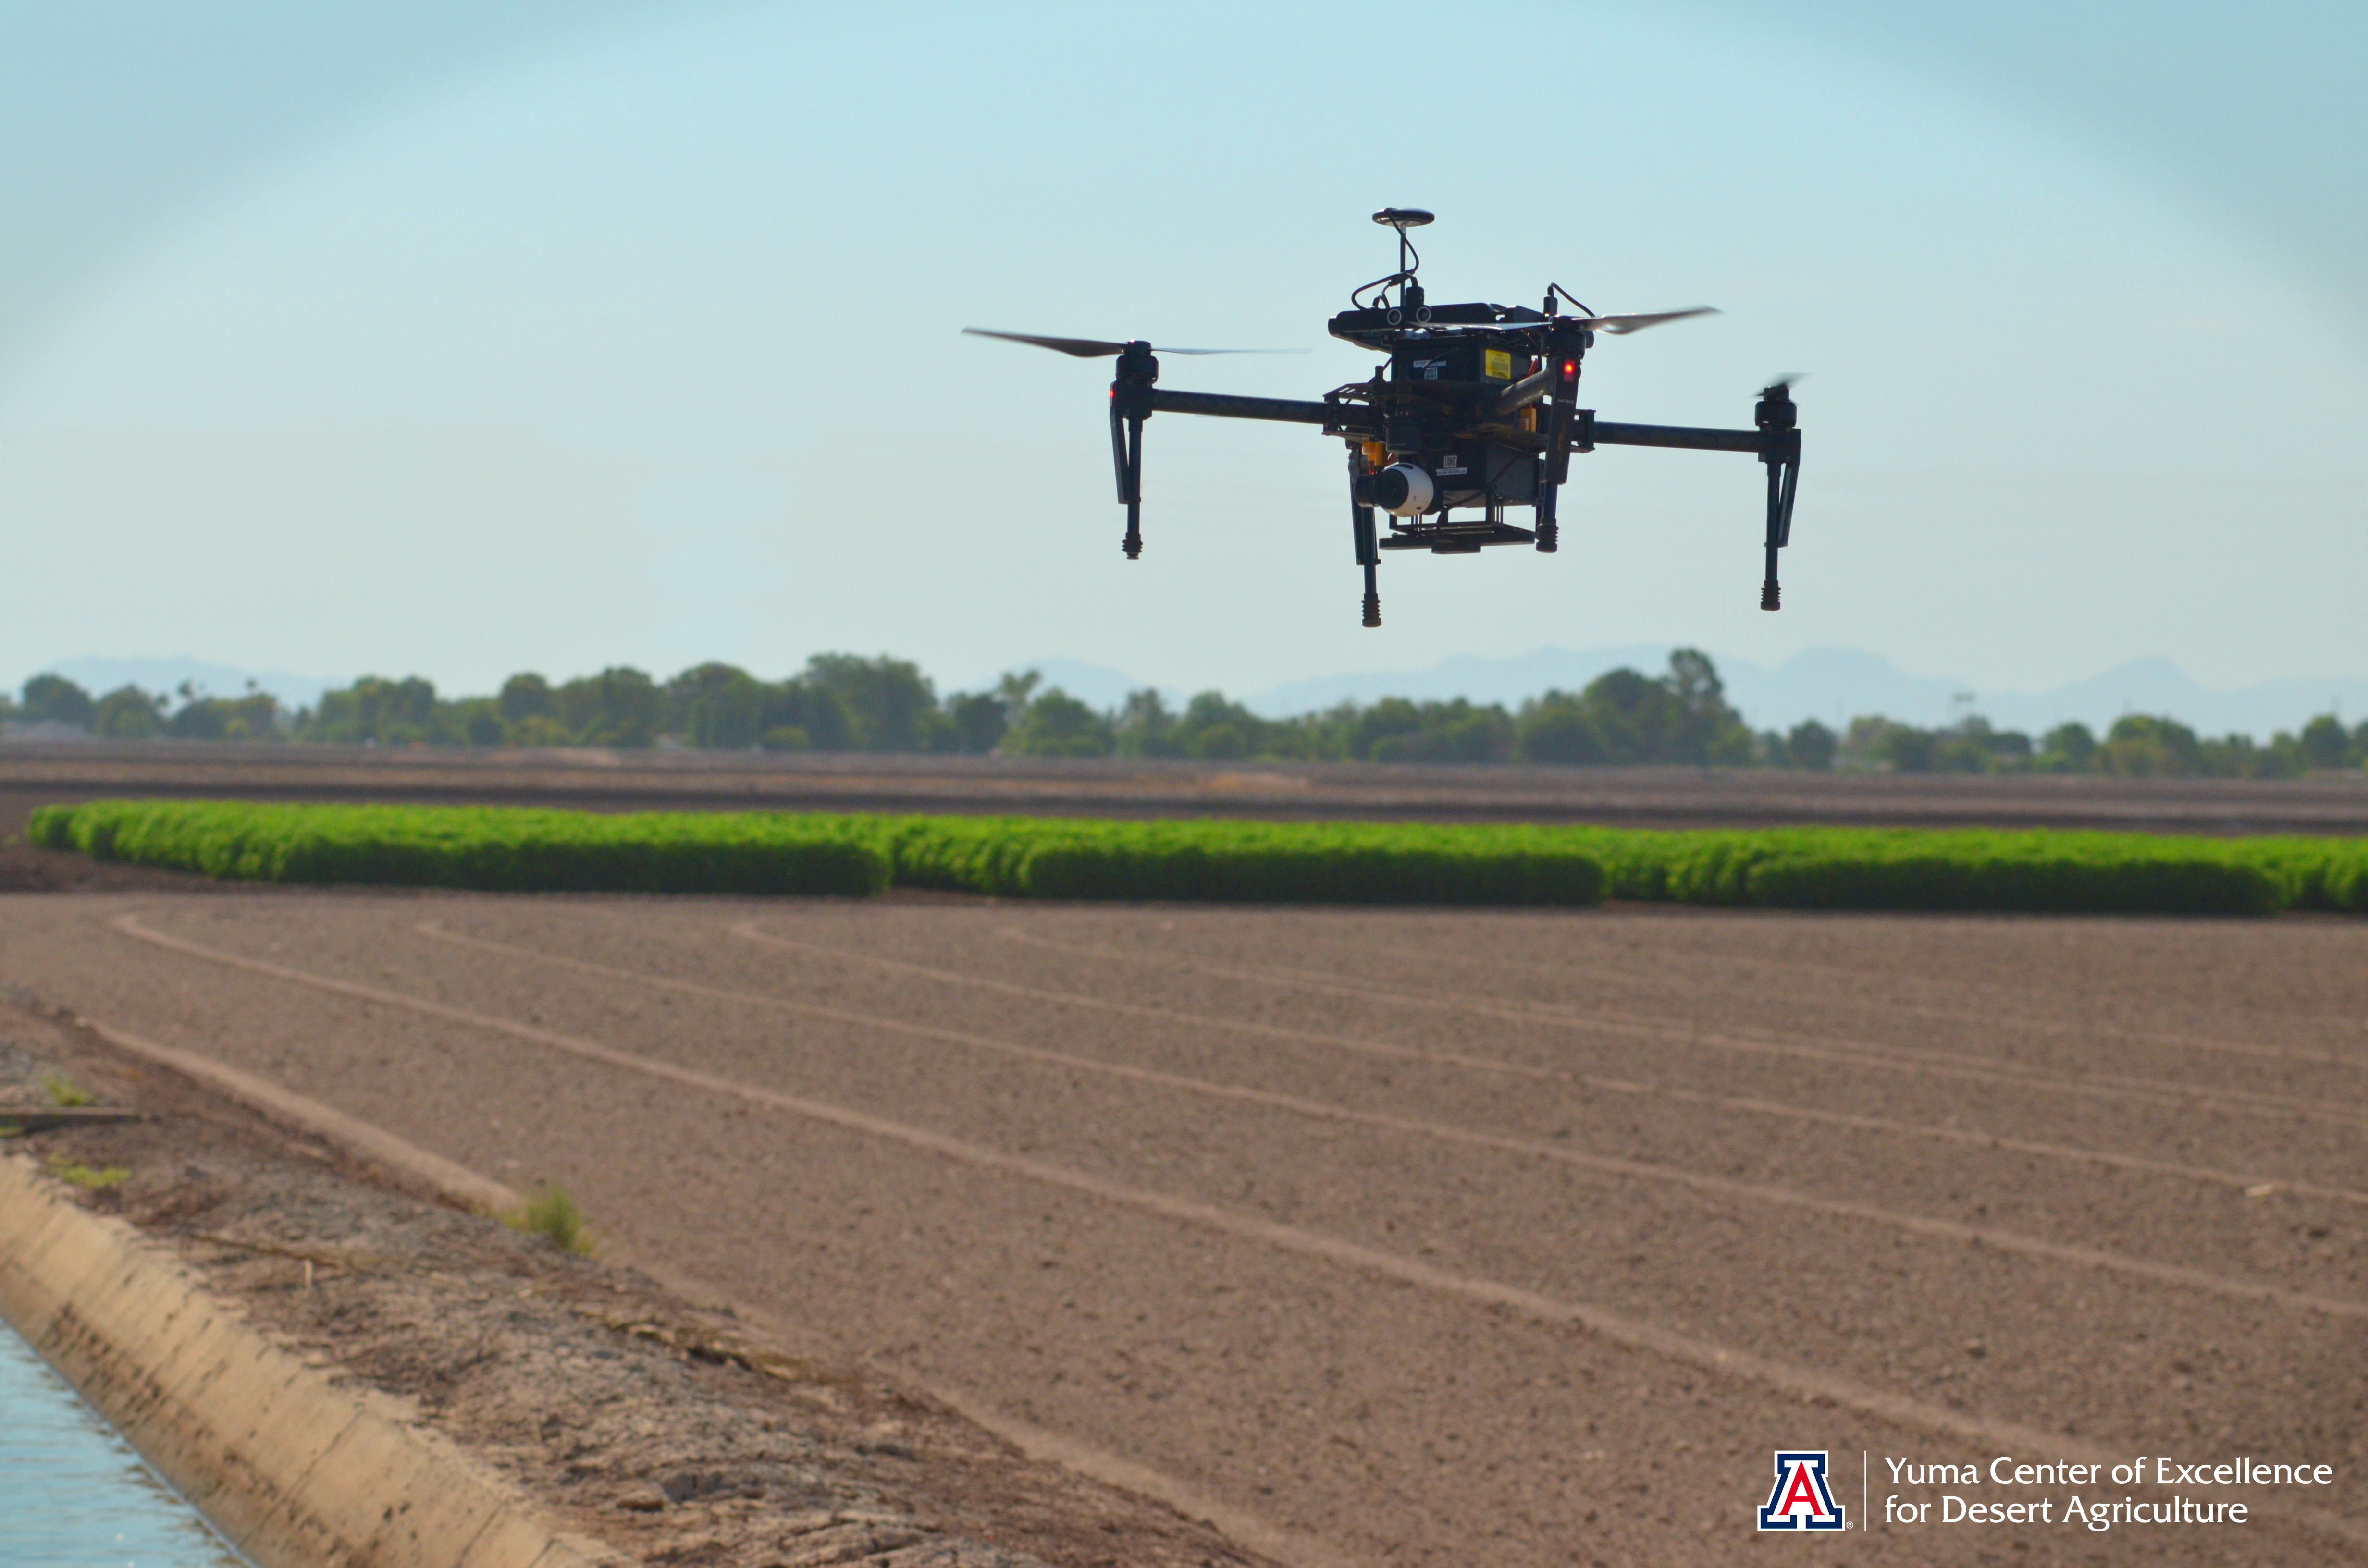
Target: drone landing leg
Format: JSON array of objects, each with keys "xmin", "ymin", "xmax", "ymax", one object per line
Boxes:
[
  {"xmin": 1753, "ymin": 382, "xmax": 1801, "ymax": 611},
  {"xmin": 1760, "ymin": 462, "xmax": 1782, "ymax": 610},
  {"xmin": 1758, "ymin": 445, "xmax": 1799, "ymax": 611},
  {"xmin": 1122, "ymin": 415, "xmax": 1146, "ymax": 559},
  {"xmin": 1348, "ymin": 453, "xmax": 1381, "ymax": 627},
  {"xmin": 1539, "ymin": 322, "xmax": 1586, "ymax": 561}
]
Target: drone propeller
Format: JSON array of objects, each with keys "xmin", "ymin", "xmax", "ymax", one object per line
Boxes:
[
  {"xmin": 1763, "ymin": 372, "xmax": 1809, "ymax": 394},
  {"xmin": 962, "ymin": 328, "xmax": 1299, "ymax": 357},
  {"xmin": 965, "ymin": 326, "xmax": 1300, "ymax": 565},
  {"xmin": 1542, "ymin": 286, "xmax": 1718, "ymax": 337},
  {"xmin": 1569, "ymin": 306, "xmax": 1721, "ymax": 335}
]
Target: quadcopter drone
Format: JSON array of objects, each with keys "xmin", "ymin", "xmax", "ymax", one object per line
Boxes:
[{"xmin": 967, "ymin": 208, "xmax": 1801, "ymax": 628}]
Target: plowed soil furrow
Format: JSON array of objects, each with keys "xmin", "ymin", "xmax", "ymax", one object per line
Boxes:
[
  {"xmin": 1217, "ymin": 907, "xmax": 2368, "ymax": 1054},
  {"xmin": 75, "ymin": 908, "xmax": 2368, "ymax": 1547},
  {"xmin": 990, "ymin": 928, "xmax": 2368, "ymax": 1127},
  {"xmin": 390, "ymin": 916, "xmax": 2368, "ymax": 1323},
  {"xmin": 125, "ymin": 901, "xmax": 2368, "ymax": 1269},
  {"xmin": 1320, "ymin": 932, "xmax": 2368, "ymax": 1070},
  {"xmin": 97, "ymin": 910, "xmax": 2368, "ymax": 1461},
  {"xmin": 721, "ymin": 919, "xmax": 2368, "ymax": 1207},
  {"xmin": 201, "ymin": 898, "xmax": 2364, "ymax": 1298},
  {"xmin": 2, "ymin": 892, "xmax": 2361, "ymax": 1568}
]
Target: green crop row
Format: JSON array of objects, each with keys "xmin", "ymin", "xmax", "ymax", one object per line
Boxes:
[
  {"xmin": 868, "ymin": 817, "xmax": 2366, "ymax": 915},
  {"xmin": 862, "ymin": 814, "xmax": 1609, "ymax": 905},
  {"xmin": 27, "ymin": 802, "xmax": 1606, "ymax": 906},
  {"xmin": 1562, "ymin": 826, "xmax": 2368, "ymax": 916},
  {"xmin": 26, "ymin": 800, "xmax": 888, "ymax": 896},
  {"xmin": 26, "ymin": 799, "xmax": 2368, "ymax": 913}
]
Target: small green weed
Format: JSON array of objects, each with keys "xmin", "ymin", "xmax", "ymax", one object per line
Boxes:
[
  {"xmin": 45, "ymin": 1153, "xmax": 128, "ymax": 1189},
  {"xmin": 40, "ymin": 1073, "xmax": 93, "ymax": 1108},
  {"xmin": 501, "ymin": 1182, "xmax": 593, "ymax": 1256}
]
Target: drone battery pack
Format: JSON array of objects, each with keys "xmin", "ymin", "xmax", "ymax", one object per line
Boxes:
[
  {"xmin": 1392, "ymin": 345, "xmax": 1536, "ymax": 383},
  {"xmin": 1430, "ymin": 443, "xmax": 1540, "ymax": 511}
]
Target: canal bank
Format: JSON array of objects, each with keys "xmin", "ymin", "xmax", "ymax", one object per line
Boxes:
[
  {"xmin": 0, "ymin": 1314, "xmax": 249, "ymax": 1568},
  {"xmin": 0, "ymin": 1144, "xmax": 611, "ymax": 1568},
  {"xmin": 0, "ymin": 961, "xmax": 1273, "ymax": 1568}
]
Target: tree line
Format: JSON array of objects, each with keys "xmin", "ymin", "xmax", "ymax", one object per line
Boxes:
[{"xmin": 6, "ymin": 653, "xmax": 2366, "ymax": 778}]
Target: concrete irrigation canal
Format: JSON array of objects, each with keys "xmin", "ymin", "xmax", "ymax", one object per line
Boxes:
[{"xmin": 0, "ymin": 1317, "xmax": 248, "ymax": 1568}]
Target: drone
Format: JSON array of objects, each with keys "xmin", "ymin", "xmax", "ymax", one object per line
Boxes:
[{"xmin": 966, "ymin": 208, "xmax": 1801, "ymax": 628}]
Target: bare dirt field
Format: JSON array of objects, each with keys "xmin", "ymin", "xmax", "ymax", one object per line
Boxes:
[
  {"xmin": 0, "ymin": 987, "xmax": 1271, "ymax": 1568},
  {"xmin": 7, "ymin": 740, "xmax": 2368, "ymax": 839},
  {"xmin": 2, "ymin": 887, "xmax": 2362, "ymax": 1566}
]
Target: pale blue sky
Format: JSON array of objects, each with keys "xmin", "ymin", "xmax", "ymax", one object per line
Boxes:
[{"xmin": 1, "ymin": 1, "xmax": 2361, "ymax": 700}]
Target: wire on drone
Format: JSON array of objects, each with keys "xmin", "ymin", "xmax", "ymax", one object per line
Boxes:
[{"xmin": 1547, "ymin": 283, "xmax": 1598, "ymax": 318}]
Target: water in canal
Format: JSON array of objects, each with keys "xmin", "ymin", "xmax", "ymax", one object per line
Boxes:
[{"xmin": 0, "ymin": 1317, "xmax": 250, "ymax": 1567}]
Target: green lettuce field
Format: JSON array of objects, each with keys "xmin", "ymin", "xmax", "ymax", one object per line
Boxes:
[{"xmin": 28, "ymin": 799, "xmax": 2368, "ymax": 914}]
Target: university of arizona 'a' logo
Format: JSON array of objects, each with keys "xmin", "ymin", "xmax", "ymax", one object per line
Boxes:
[{"xmin": 1758, "ymin": 1450, "xmax": 1846, "ymax": 1531}]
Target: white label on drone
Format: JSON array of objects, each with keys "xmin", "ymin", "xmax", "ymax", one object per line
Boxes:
[{"xmin": 1439, "ymin": 454, "xmax": 1466, "ymax": 475}]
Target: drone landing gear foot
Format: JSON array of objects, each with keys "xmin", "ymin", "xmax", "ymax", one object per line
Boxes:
[
  {"xmin": 1362, "ymin": 590, "xmax": 1381, "ymax": 628},
  {"xmin": 1761, "ymin": 578, "xmax": 1781, "ymax": 612},
  {"xmin": 1536, "ymin": 520, "xmax": 1558, "ymax": 554}
]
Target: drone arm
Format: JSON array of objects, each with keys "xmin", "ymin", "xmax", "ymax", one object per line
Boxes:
[
  {"xmin": 1100, "ymin": 375, "xmax": 1329, "ymax": 562},
  {"xmin": 1146, "ymin": 388, "xmax": 1332, "ymax": 424},
  {"xmin": 1479, "ymin": 368, "xmax": 1555, "ymax": 421},
  {"xmin": 1585, "ymin": 420, "xmax": 1762, "ymax": 453},
  {"xmin": 1574, "ymin": 398, "xmax": 1804, "ymax": 611}
]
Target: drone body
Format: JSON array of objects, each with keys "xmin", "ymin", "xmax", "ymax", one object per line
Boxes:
[{"xmin": 967, "ymin": 209, "xmax": 1801, "ymax": 628}]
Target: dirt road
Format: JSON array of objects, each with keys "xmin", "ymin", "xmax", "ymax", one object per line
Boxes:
[
  {"xmin": 9, "ymin": 740, "xmax": 2368, "ymax": 837},
  {"xmin": 3, "ymin": 891, "xmax": 2362, "ymax": 1566}
]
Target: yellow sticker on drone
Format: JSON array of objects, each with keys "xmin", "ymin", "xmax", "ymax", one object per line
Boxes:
[{"xmin": 1483, "ymin": 349, "xmax": 1513, "ymax": 380}]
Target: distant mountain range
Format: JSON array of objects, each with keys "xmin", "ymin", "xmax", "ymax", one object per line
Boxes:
[{"xmin": 1010, "ymin": 648, "xmax": 2368, "ymax": 739}]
